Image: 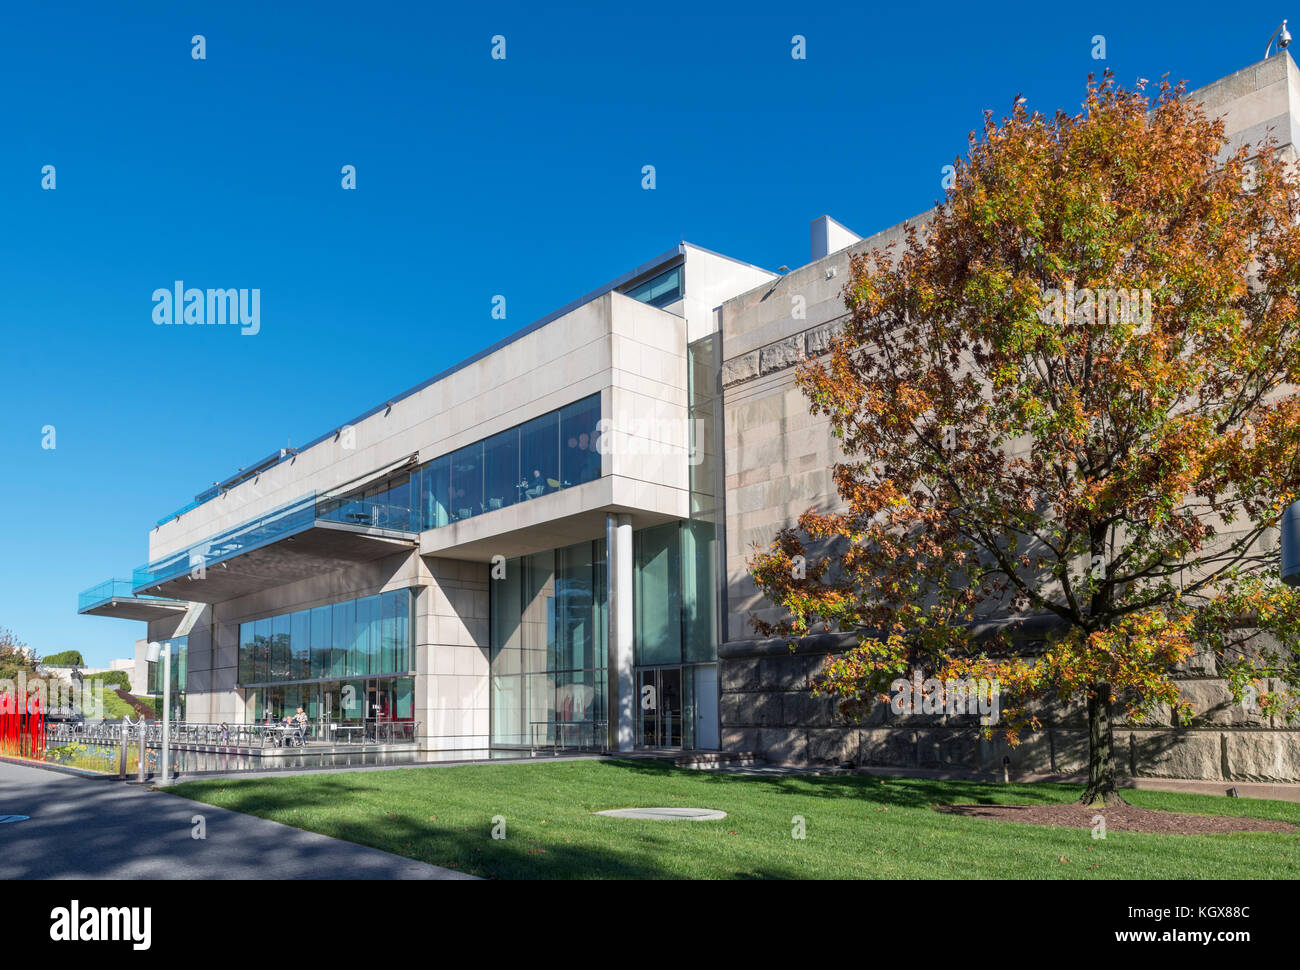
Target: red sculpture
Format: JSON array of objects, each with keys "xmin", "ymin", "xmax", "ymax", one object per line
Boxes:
[{"xmin": 0, "ymin": 688, "xmax": 45, "ymax": 759}]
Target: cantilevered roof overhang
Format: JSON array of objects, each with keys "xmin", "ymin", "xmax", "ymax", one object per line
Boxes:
[
  {"xmin": 77, "ymin": 579, "xmax": 191, "ymax": 621},
  {"xmin": 419, "ymin": 475, "xmax": 687, "ymax": 562},
  {"xmin": 134, "ymin": 493, "xmax": 419, "ymax": 604}
]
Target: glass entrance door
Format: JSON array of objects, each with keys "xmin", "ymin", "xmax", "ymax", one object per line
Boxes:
[{"xmin": 637, "ymin": 667, "xmax": 683, "ymax": 747}]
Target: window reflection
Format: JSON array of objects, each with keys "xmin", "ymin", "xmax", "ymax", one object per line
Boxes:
[
  {"xmin": 450, "ymin": 443, "xmax": 483, "ymax": 521},
  {"xmin": 237, "ymin": 588, "xmax": 413, "ymax": 688},
  {"xmin": 490, "ymin": 538, "xmax": 607, "ymax": 749},
  {"xmin": 483, "ymin": 428, "xmax": 518, "ymax": 513},
  {"xmin": 519, "ymin": 411, "xmax": 559, "ymax": 502},
  {"xmin": 146, "ymin": 637, "xmax": 188, "ymax": 720},
  {"xmin": 623, "ymin": 265, "xmax": 683, "ymax": 309},
  {"xmin": 416, "ymin": 393, "xmax": 600, "ymax": 530}
]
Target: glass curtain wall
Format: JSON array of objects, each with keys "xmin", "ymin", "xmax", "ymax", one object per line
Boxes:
[
  {"xmin": 248, "ymin": 675, "xmax": 414, "ymax": 727},
  {"xmin": 633, "ymin": 519, "xmax": 719, "ymax": 749},
  {"xmin": 633, "ymin": 520, "xmax": 717, "ymax": 665},
  {"xmin": 146, "ymin": 636, "xmax": 188, "ymax": 720},
  {"xmin": 413, "ymin": 393, "xmax": 602, "ymax": 530},
  {"xmin": 488, "ymin": 519, "xmax": 720, "ymax": 752},
  {"xmin": 238, "ymin": 588, "xmax": 413, "ymax": 688},
  {"xmin": 490, "ymin": 538, "xmax": 607, "ymax": 749}
]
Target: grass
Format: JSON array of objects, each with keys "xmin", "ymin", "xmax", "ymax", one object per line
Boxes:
[{"xmin": 167, "ymin": 759, "xmax": 1300, "ymax": 879}]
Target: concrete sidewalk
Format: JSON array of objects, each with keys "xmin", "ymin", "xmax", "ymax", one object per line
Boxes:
[{"xmin": 0, "ymin": 759, "xmax": 476, "ymax": 880}]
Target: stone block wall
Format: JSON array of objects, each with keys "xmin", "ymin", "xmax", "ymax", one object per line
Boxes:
[{"xmin": 719, "ymin": 635, "xmax": 1300, "ymax": 782}]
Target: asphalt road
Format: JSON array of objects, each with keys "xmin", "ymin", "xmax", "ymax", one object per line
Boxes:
[{"xmin": 0, "ymin": 759, "xmax": 475, "ymax": 880}]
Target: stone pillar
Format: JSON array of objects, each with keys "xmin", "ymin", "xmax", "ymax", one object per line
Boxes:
[
  {"xmin": 607, "ymin": 512, "xmax": 635, "ymax": 751},
  {"xmin": 416, "ymin": 559, "xmax": 490, "ymax": 758}
]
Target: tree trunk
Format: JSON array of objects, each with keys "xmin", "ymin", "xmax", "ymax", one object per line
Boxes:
[{"xmin": 1080, "ymin": 683, "xmax": 1127, "ymax": 806}]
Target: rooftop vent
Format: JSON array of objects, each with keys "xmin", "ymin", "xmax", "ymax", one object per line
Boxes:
[{"xmin": 810, "ymin": 215, "xmax": 862, "ymax": 262}]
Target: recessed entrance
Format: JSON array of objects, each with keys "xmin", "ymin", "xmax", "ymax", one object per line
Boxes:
[
  {"xmin": 636, "ymin": 664, "xmax": 719, "ymax": 750},
  {"xmin": 638, "ymin": 667, "xmax": 683, "ymax": 747}
]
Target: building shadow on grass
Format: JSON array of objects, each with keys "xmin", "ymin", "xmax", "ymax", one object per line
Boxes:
[
  {"xmin": 170, "ymin": 774, "xmax": 807, "ymax": 879},
  {"xmin": 599, "ymin": 758, "xmax": 1082, "ymax": 808}
]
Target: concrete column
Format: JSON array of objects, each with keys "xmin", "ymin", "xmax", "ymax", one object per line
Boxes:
[{"xmin": 607, "ymin": 512, "xmax": 635, "ymax": 751}]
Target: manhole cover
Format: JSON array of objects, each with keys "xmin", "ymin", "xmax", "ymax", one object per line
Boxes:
[
  {"xmin": 595, "ymin": 807, "xmax": 726, "ymax": 821},
  {"xmin": 0, "ymin": 815, "xmax": 30, "ymax": 824}
]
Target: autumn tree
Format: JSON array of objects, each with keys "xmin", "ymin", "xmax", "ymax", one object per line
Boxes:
[
  {"xmin": 0, "ymin": 628, "xmax": 38, "ymax": 683},
  {"xmin": 749, "ymin": 73, "xmax": 1300, "ymax": 806}
]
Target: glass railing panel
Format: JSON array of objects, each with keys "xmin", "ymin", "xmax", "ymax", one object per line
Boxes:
[
  {"xmin": 155, "ymin": 499, "xmax": 202, "ymax": 527},
  {"xmin": 135, "ymin": 490, "xmax": 420, "ymax": 594},
  {"xmin": 315, "ymin": 497, "xmax": 417, "ymax": 532},
  {"xmin": 78, "ymin": 578, "xmax": 176, "ymax": 612},
  {"xmin": 134, "ymin": 493, "xmax": 319, "ymax": 592}
]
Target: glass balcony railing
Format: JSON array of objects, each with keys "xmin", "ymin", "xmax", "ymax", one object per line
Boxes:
[
  {"xmin": 315, "ymin": 497, "xmax": 418, "ymax": 532},
  {"xmin": 78, "ymin": 579, "xmax": 175, "ymax": 613},
  {"xmin": 156, "ymin": 499, "xmax": 202, "ymax": 526},
  {"xmin": 133, "ymin": 491, "xmax": 418, "ymax": 594}
]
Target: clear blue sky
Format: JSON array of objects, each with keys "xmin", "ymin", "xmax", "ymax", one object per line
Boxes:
[{"xmin": 0, "ymin": 0, "xmax": 1285, "ymax": 665}]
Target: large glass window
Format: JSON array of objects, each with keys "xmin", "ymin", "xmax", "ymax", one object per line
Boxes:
[
  {"xmin": 340, "ymin": 679, "xmax": 365, "ymax": 722},
  {"xmin": 310, "ymin": 605, "xmax": 331, "ymax": 679},
  {"xmin": 490, "ymin": 538, "xmax": 606, "ymax": 749},
  {"xmin": 394, "ymin": 676, "xmax": 414, "ymax": 719},
  {"xmin": 238, "ymin": 589, "xmax": 413, "ymax": 686},
  {"xmin": 633, "ymin": 520, "xmax": 718, "ymax": 667},
  {"xmin": 381, "ymin": 477, "xmax": 412, "ymax": 530},
  {"xmin": 560, "ymin": 396, "xmax": 602, "ymax": 488},
  {"xmin": 635, "ymin": 522, "xmax": 682, "ymax": 666},
  {"xmin": 487, "ymin": 519, "xmax": 718, "ymax": 750},
  {"xmin": 416, "ymin": 394, "xmax": 601, "ymax": 530},
  {"xmin": 239, "ymin": 624, "xmax": 255, "ymax": 683},
  {"xmin": 332, "ymin": 599, "xmax": 354, "ymax": 678},
  {"xmin": 483, "ymin": 428, "xmax": 519, "ymax": 513},
  {"xmin": 146, "ymin": 637, "xmax": 188, "ymax": 695},
  {"xmin": 420, "ymin": 455, "xmax": 451, "ymax": 529},
  {"xmin": 291, "ymin": 610, "xmax": 311, "ymax": 679},
  {"xmin": 682, "ymin": 519, "xmax": 717, "ymax": 662},
  {"xmin": 519, "ymin": 411, "xmax": 559, "ymax": 502},
  {"xmin": 271, "ymin": 613, "xmax": 291, "ymax": 680},
  {"xmin": 382, "ymin": 589, "xmax": 405, "ymax": 674},
  {"xmin": 355, "ymin": 594, "xmax": 375, "ymax": 677},
  {"xmin": 254, "ymin": 617, "xmax": 271, "ymax": 683},
  {"xmin": 554, "ymin": 541, "xmax": 605, "ymax": 672},
  {"xmin": 624, "ymin": 265, "xmax": 683, "ymax": 308},
  {"xmin": 450, "ymin": 443, "xmax": 484, "ymax": 521}
]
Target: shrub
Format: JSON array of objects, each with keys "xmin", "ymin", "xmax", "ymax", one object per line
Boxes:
[{"xmin": 42, "ymin": 650, "xmax": 85, "ymax": 666}]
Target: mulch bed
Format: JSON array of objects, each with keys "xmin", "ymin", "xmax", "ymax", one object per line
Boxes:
[{"xmin": 933, "ymin": 801, "xmax": 1299, "ymax": 835}]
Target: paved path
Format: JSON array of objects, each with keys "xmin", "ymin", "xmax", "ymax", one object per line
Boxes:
[{"xmin": 0, "ymin": 760, "xmax": 475, "ymax": 879}]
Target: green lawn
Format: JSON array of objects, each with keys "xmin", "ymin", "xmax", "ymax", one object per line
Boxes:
[{"xmin": 167, "ymin": 759, "xmax": 1300, "ymax": 879}]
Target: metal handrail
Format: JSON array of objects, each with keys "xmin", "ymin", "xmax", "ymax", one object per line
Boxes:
[
  {"xmin": 529, "ymin": 719, "xmax": 607, "ymax": 753},
  {"xmin": 45, "ymin": 719, "xmax": 421, "ymax": 748}
]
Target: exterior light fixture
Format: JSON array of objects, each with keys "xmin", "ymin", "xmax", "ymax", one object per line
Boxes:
[
  {"xmin": 1266, "ymin": 20, "xmax": 1291, "ymax": 58},
  {"xmin": 144, "ymin": 641, "xmax": 173, "ymax": 786}
]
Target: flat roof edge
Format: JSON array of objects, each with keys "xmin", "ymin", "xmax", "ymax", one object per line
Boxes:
[{"xmin": 164, "ymin": 244, "xmax": 692, "ymax": 520}]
